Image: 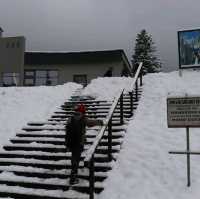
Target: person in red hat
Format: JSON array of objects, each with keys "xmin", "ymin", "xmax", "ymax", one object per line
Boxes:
[{"xmin": 66, "ymin": 103, "xmax": 103, "ymax": 185}]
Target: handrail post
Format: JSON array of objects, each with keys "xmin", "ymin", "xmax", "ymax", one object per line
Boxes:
[
  {"xmin": 120, "ymin": 93, "xmax": 124, "ymax": 125},
  {"xmin": 135, "ymin": 79, "xmax": 138, "ymax": 102},
  {"xmin": 129, "ymin": 91, "xmax": 133, "ymax": 116},
  {"xmin": 140, "ymin": 69, "xmax": 143, "ymax": 86},
  {"xmin": 108, "ymin": 118, "xmax": 112, "ymax": 161},
  {"xmin": 89, "ymin": 155, "xmax": 95, "ymax": 199}
]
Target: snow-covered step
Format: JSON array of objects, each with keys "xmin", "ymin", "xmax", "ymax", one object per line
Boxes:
[
  {"xmin": 16, "ymin": 131, "xmax": 125, "ymax": 140},
  {"xmin": 0, "ymin": 157, "xmax": 112, "ymax": 171},
  {"xmin": 0, "ymin": 179, "xmax": 104, "ymax": 195},
  {"xmin": 0, "ymin": 168, "xmax": 106, "ymax": 182},
  {"xmin": 0, "ymin": 184, "xmax": 90, "ymax": 199},
  {"xmin": 0, "ymin": 151, "xmax": 112, "ymax": 163},
  {"xmin": 10, "ymin": 138, "xmax": 122, "ymax": 147},
  {"xmin": 0, "ymin": 166, "xmax": 107, "ymax": 181},
  {"xmin": 4, "ymin": 142, "xmax": 122, "ymax": 151}
]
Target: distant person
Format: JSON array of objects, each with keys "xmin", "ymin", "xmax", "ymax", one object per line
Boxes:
[
  {"xmin": 121, "ymin": 67, "xmax": 129, "ymax": 77},
  {"xmin": 104, "ymin": 67, "xmax": 113, "ymax": 77},
  {"xmin": 132, "ymin": 63, "xmax": 139, "ymax": 74},
  {"xmin": 65, "ymin": 104, "xmax": 103, "ymax": 185}
]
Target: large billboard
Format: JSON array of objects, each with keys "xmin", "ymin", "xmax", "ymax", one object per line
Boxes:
[{"xmin": 178, "ymin": 29, "xmax": 200, "ymax": 69}]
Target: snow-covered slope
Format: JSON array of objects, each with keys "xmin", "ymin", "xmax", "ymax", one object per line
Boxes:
[
  {"xmin": 98, "ymin": 71, "xmax": 200, "ymax": 199},
  {"xmin": 0, "ymin": 83, "xmax": 81, "ymax": 149},
  {"xmin": 1, "ymin": 71, "xmax": 200, "ymax": 198}
]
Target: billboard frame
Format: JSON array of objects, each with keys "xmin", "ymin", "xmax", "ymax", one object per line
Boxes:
[{"xmin": 178, "ymin": 28, "xmax": 200, "ymax": 69}]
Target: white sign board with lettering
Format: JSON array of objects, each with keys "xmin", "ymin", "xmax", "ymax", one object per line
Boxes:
[{"xmin": 167, "ymin": 96, "xmax": 200, "ymax": 127}]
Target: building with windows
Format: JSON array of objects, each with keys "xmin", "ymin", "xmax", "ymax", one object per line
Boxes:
[
  {"xmin": 0, "ymin": 28, "xmax": 132, "ymax": 86},
  {"xmin": 24, "ymin": 50, "xmax": 132, "ymax": 86},
  {"xmin": 0, "ymin": 28, "xmax": 25, "ymax": 86}
]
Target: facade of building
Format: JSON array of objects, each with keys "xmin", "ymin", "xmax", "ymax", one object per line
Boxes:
[
  {"xmin": 0, "ymin": 28, "xmax": 25, "ymax": 86},
  {"xmin": 24, "ymin": 50, "xmax": 132, "ymax": 86},
  {"xmin": 0, "ymin": 28, "xmax": 132, "ymax": 87}
]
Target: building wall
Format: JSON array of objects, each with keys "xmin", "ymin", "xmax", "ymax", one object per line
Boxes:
[
  {"xmin": 24, "ymin": 60, "xmax": 123, "ymax": 85},
  {"xmin": 0, "ymin": 37, "xmax": 25, "ymax": 86}
]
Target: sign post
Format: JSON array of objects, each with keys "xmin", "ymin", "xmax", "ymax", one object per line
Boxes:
[
  {"xmin": 186, "ymin": 127, "xmax": 190, "ymax": 187},
  {"xmin": 167, "ymin": 96, "xmax": 200, "ymax": 186}
]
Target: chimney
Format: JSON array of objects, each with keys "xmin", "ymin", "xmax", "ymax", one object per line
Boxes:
[{"xmin": 0, "ymin": 27, "xmax": 3, "ymax": 37}]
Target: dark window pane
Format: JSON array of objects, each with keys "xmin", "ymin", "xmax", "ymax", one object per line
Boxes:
[
  {"xmin": 25, "ymin": 79, "xmax": 34, "ymax": 85},
  {"xmin": 36, "ymin": 71, "xmax": 47, "ymax": 78},
  {"xmin": 2, "ymin": 73, "xmax": 19, "ymax": 86},
  {"xmin": 73, "ymin": 74, "xmax": 87, "ymax": 86}
]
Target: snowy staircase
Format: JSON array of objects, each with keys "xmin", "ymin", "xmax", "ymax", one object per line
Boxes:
[{"xmin": 0, "ymin": 88, "xmax": 142, "ymax": 199}]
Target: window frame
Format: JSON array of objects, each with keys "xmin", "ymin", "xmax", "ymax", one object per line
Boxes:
[
  {"xmin": 2, "ymin": 72, "xmax": 20, "ymax": 87},
  {"xmin": 73, "ymin": 74, "xmax": 87, "ymax": 86},
  {"xmin": 24, "ymin": 69, "xmax": 58, "ymax": 86}
]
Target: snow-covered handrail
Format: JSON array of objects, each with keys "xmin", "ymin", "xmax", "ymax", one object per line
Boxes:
[
  {"xmin": 129, "ymin": 62, "xmax": 143, "ymax": 91},
  {"xmin": 84, "ymin": 88, "xmax": 124, "ymax": 164}
]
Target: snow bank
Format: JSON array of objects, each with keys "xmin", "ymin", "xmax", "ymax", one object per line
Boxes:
[
  {"xmin": 0, "ymin": 83, "xmax": 81, "ymax": 149},
  {"xmin": 82, "ymin": 77, "xmax": 133, "ymax": 101},
  {"xmin": 98, "ymin": 70, "xmax": 200, "ymax": 199}
]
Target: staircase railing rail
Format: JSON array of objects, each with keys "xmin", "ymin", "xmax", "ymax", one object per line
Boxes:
[{"xmin": 83, "ymin": 62, "xmax": 143, "ymax": 199}]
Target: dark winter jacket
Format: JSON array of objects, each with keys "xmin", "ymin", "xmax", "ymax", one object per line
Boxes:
[{"xmin": 66, "ymin": 112, "xmax": 103, "ymax": 151}]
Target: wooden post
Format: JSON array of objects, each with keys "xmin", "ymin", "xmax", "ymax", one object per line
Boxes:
[
  {"xmin": 135, "ymin": 79, "xmax": 138, "ymax": 102},
  {"xmin": 89, "ymin": 155, "xmax": 95, "ymax": 199},
  {"xmin": 129, "ymin": 91, "xmax": 133, "ymax": 116},
  {"xmin": 186, "ymin": 127, "xmax": 191, "ymax": 187},
  {"xmin": 120, "ymin": 93, "xmax": 124, "ymax": 125},
  {"xmin": 108, "ymin": 119, "xmax": 112, "ymax": 161}
]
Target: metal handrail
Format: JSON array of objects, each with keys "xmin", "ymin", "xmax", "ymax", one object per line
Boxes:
[
  {"xmin": 84, "ymin": 87, "xmax": 124, "ymax": 165},
  {"xmin": 83, "ymin": 62, "xmax": 143, "ymax": 199},
  {"xmin": 129, "ymin": 62, "xmax": 143, "ymax": 91}
]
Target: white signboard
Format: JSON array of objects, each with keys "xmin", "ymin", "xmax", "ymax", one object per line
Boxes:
[{"xmin": 167, "ymin": 96, "xmax": 200, "ymax": 127}]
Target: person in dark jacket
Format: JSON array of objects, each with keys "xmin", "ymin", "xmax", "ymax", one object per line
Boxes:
[
  {"xmin": 103, "ymin": 67, "xmax": 113, "ymax": 77},
  {"xmin": 66, "ymin": 104, "xmax": 103, "ymax": 185}
]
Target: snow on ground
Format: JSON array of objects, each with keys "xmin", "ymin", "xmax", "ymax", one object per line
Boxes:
[
  {"xmin": 97, "ymin": 70, "xmax": 200, "ymax": 199},
  {"xmin": 1, "ymin": 71, "xmax": 200, "ymax": 198},
  {"xmin": 0, "ymin": 83, "xmax": 81, "ymax": 149},
  {"xmin": 82, "ymin": 77, "xmax": 133, "ymax": 101}
]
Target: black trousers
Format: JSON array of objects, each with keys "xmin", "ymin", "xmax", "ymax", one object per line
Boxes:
[{"xmin": 70, "ymin": 146, "xmax": 83, "ymax": 178}]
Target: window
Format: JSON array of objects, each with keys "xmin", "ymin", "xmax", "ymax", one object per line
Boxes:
[
  {"xmin": 16, "ymin": 41, "xmax": 20, "ymax": 48},
  {"xmin": 2, "ymin": 73, "xmax": 19, "ymax": 86},
  {"xmin": 73, "ymin": 74, "xmax": 87, "ymax": 86},
  {"xmin": 11, "ymin": 42, "xmax": 15, "ymax": 48},
  {"xmin": 24, "ymin": 70, "xmax": 58, "ymax": 86},
  {"xmin": 24, "ymin": 70, "xmax": 35, "ymax": 86}
]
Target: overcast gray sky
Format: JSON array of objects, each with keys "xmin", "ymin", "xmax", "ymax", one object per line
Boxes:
[{"xmin": 1, "ymin": 0, "xmax": 200, "ymax": 71}]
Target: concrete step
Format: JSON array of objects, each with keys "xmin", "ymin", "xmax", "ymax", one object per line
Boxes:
[
  {"xmin": 3, "ymin": 144, "xmax": 120, "ymax": 154},
  {"xmin": 0, "ymin": 179, "xmax": 103, "ymax": 194},
  {"xmin": 0, "ymin": 157, "xmax": 112, "ymax": 171},
  {"xmin": 16, "ymin": 132, "xmax": 125, "ymax": 139},
  {"xmin": 10, "ymin": 138, "xmax": 122, "ymax": 146},
  {"xmin": 0, "ymin": 168, "xmax": 107, "ymax": 182},
  {"xmin": 0, "ymin": 152, "xmax": 112, "ymax": 162}
]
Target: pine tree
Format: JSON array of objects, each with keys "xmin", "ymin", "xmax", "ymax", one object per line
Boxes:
[{"xmin": 132, "ymin": 29, "xmax": 162, "ymax": 74}]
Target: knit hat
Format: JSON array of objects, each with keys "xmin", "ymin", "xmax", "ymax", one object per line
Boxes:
[{"xmin": 75, "ymin": 104, "xmax": 86, "ymax": 114}]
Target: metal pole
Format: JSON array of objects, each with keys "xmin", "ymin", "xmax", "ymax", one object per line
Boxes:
[
  {"xmin": 140, "ymin": 69, "xmax": 143, "ymax": 86},
  {"xmin": 120, "ymin": 93, "xmax": 124, "ymax": 125},
  {"xmin": 135, "ymin": 79, "xmax": 138, "ymax": 102},
  {"xmin": 186, "ymin": 127, "xmax": 191, "ymax": 187},
  {"xmin": 89, "ymin": 155, "xmax": 95, "ymax": 199},
  {"xmin": 129, "ymin": 91, "xmax": 133, "ymax": 116},
  {"xmin": 108, "ymin": 119, "xmax": 112, "ymax": 161}
]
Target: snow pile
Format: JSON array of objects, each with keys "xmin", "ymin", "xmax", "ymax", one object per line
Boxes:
[
  {"xmin": 98, "ymin": 70, "xmax": 200, "ymax": 199},
  {"xmin": 1, "ymin": 71, "xmax": 200, "ymax": 198},
  {"xmin": 82, "ymin": 77, "xmax": 133, "ymax": 101},
  {"xmin": 0, "ymin": 83, "xmax": 81, "ymax": 149}
]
